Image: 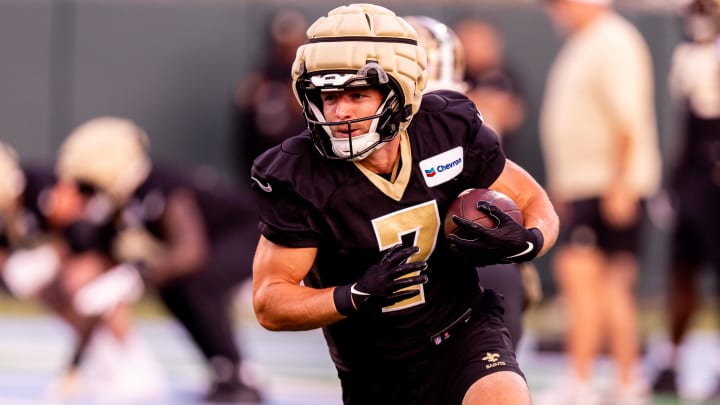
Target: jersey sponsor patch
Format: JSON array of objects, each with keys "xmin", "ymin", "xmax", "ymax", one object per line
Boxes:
[{"xmin": 419, "ymin": 146, "xmax": 464, "ymax": 187}]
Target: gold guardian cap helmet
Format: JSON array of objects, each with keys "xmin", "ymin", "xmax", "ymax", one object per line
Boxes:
[
  {"xmin": 56, "ymin": 116, "xmax": 151, "ymax": 204},
  {"xmin": 291, "ymin": 4, "xmax": 427, "ymax": 160}
]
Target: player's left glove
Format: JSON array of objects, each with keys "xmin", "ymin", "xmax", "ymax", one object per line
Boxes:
[
  {"xmin": 447, "ymin": 201, "xmax": 543, "ymax": 266},
  {"xmin": 73, "ymin": 263, "xmax": 145, "ymax": 316}
]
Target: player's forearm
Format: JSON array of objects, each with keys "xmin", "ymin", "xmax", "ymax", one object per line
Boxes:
[
  {"xmin": 521, "ymin": 191, "xmax": 559, "ymax": 257},
  {"xmin": 253, "ymin": 281, "xmax": 344, "ymax": 331}
]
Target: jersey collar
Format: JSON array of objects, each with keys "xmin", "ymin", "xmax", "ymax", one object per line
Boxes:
[{"xmin": 354, "ymin": 131, "xmax": 411, "ymax": 202}]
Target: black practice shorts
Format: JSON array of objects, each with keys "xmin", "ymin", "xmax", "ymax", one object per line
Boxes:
[
  {"xmin": 560, "ymin": 198, "xmax": 644, "ymax": 255},
  {"xmin": 337, "ymin": 289, "xmax": 523, "ymax": 405}
]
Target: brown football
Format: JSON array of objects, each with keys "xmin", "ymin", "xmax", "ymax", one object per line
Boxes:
[{"xmin": 444, "ymin": 188, "xmax": 523, "ymax": 237}]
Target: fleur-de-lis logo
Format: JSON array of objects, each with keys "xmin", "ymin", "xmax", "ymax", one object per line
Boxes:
[{"xmin": 482, "ymin": 352, "xmax": 500, "ymax": 363}]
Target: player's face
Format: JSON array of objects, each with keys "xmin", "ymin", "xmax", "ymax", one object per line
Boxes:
[
  {"xmin": 321, "ymin": 88, "xmax": 384, "ymax": 138},
  {"xmin": 45, "ymin": 181, "xmax": 86, "ymax": 228}
]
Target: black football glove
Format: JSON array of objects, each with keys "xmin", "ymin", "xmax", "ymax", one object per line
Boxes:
[
  {"xmin": 333, "ymin": 244, "xmax": 428, "ymax": 315},
  {"xmin": 447, "ymin": 201, "xmax": 544, "ymax": 266}
]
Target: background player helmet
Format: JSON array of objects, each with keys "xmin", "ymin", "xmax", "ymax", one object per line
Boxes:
[
  {"xmin": 56, "ymin": 116, "xmax": 151, "ymax": 204},
  {"xmin": 0, "ymin": 143, "xmax": 26, "ymax": 213},
  {"xmin": 291, "ymin": 3, "xmax": 428, "ymax": 160},
  {"xmin": 404, "ymin": 16, "xmax": 467, "ymax": 94}
]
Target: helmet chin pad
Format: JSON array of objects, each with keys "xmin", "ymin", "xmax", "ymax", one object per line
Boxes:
[{"xmin": 331, "ymin": 131, "xmax": 381, "ymax": 160}]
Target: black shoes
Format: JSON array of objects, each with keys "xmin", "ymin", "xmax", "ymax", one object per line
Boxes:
[
  {"xmin": 652, "ymin": 368, "xmax": 678, "ymax": 394},
  {"xmin": 204, "ymin": 357, "xmax": 263, "ymax": 403},
  {"xmin": 204, "ymin": 380, "xmax": 263, "ymax": 404}
]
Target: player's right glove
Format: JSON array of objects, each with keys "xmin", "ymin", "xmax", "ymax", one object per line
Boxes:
[
  {"xmin": 447, "ymin": 201, "xmax": 544, "ymax": 266},
  {"xmin": 333, "ymin": 244, "xmax": 428, "ymax": 315},
  {"xmin": 2, "ymin": 245, "xmax": 60, "ymax": 298}
]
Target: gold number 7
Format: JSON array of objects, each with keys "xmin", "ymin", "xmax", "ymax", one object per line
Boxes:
[{"xmin": 371, "ymin": 200, "xmax": 440, "ymax": 312}]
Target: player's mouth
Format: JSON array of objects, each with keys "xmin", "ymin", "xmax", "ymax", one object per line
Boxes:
[{"xmin": 332, "ymin": 127, "xmax": 363, "ymax": 138}]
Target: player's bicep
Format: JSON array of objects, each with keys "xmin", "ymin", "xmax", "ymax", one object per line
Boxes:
[
  {"xmin": 490, "ymin": 160, "xmax": 559, "ymax": 253},
  {"xmin": 489, "ymin": 160, "xmax": 542, "ymax": 209},
  {"xmin": 252, "ymin": 235, "xmax": 316, "ymax": 290}
]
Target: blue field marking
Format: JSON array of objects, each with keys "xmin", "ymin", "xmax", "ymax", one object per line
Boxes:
[
  {"xmin": 0, "ymin": 313, "xmax": 718, "ymax": 405},
  {"xmin": 0, "ymin": 315, "xmax": 342, "ymax": 405}
]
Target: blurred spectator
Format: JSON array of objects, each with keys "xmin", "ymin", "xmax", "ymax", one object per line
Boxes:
[
  {"xmin": 55, "ymin": 117, "xmax": 263, "ymax": 403},
  {"xmin": 454, "ymin": 18, "xmax": 526, "ymax": 141},
  {"xmin": 232, "ymin": 9, "xmax": 309, "ymax": 181},
  {"xmin": 651, "ymin": 0, "xmax": 720, "ymax": 400},
  {"xmin": 0, "ymin": 142, "xmax": 167, "ymax": 402},
  {"xmin": 405, "ymin": 15, "xmax": 541, "ymax": 349},
  {"xmin": 536, "ymin": 0, "xmax": 662, "ymax": 404}
]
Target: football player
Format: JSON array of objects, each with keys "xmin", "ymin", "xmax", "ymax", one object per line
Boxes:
[
  {"xmin": 55, "ymin": 117, "xmax": 263, "ymax": 403},
  {"xmin": 652, "ymin": 0, "xmax": 720, "ymax": 399},
  {"xmin": 250, "ymin": 4, "xmax": 559, "ymax": 405},
  {"xmin": 404, "ymin": 14, "xmax": 541, "ymax": 349},
  {"xmin": 0, "ymin": 142, "xmax": 165, "ymax": 402}
]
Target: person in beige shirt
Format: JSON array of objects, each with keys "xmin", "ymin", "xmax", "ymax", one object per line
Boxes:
[{"xmin": 536, "ymin": 0, "xmax": 662, "ymax": 404}]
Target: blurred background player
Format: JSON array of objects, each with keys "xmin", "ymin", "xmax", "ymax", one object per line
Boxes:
[
  {"xmin": 454, "ymin": 18, "xmax": 526, "ymax": 143},
  {"xmin": 55, "ymin": 116, "xmax": 263, "ymax": 403},
  {"xmin": 232, "ymin": 8, "xmax": 309, "ymax": 182},
  {"xmin": 0, "ymin": 141, "xmax": 166, "ymax": 403},
  {"xmin": 404, "ymin": 15, "xmax": 539, "ymax": 349},
  {"xmin": 536, "ymin": 0, "xmax": 662, "ymax": 403},
  {"xmin": 652, "ymin": 0, "xmax": 720, "ymax": 399}
]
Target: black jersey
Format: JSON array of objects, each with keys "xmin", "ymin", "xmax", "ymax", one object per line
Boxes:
[
  {"xmin": 251, "ymin": 91, "xmax": 506, "ymax": 370},
  {"xmin": 0, "ymin": 165, "xmax": 56, "ymax": 249},
  {"xmin": 117, "ymin": 165, "xmax": 255, "ymax": 244}
]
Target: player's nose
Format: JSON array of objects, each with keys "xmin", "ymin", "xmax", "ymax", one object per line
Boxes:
[{"xmin": 335, "ymin": 96, "xmax": 354, "ymax": 119}]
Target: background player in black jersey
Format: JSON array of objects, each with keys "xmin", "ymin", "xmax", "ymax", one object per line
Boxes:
[
  {"xmin": 652, "ymin": 0, "xmax": 720, "ymax": 398},
  {"xmin": 232, "ymin": 8, "xmax": 309, "ymax": 182},
  {"xmin": 250, "ymin": 4, "xmax": 559, "ymax": 405},
  {"xmin": 0, "ymin": 141, "xmax": 166, "ymax": 402},
  {"xmin": 404, "ymin": 14, "xmax": 537, "ymax": 349},
  {"xmin": 54, "ymin": 116, "xmax": 263, "ymax": 403}
]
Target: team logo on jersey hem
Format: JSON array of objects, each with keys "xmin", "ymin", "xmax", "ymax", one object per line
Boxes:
[
  {"xmin": 482, "ymin": 352, "xmax": 506, "ymax": 369},
  {"xmin": 419, "ymin": 147, "xmax": 464, "ymax": 187}
]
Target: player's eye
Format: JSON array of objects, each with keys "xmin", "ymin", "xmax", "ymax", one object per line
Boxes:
[
  {"xmin": 321, "ymin": 93, "xmax": 337, "ymax": 103},
  {"xmin": 350, "ymin": 90, "xmax": 368, "ymax": 99}
]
